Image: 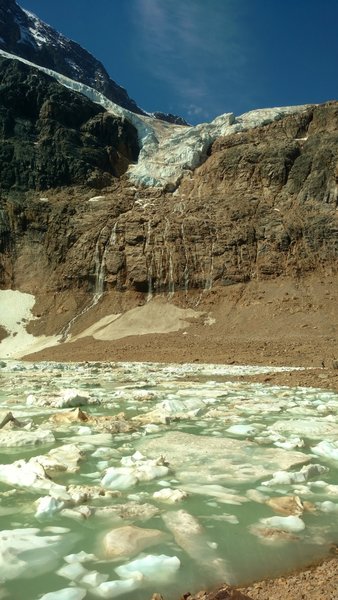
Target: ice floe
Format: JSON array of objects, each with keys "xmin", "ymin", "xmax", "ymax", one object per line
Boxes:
[
  {"xmin": 0, "ymin": 528, "xmax": 75, "ymax": 583},
  {"xmin": 38, "ymin": 589, "xmax": 87, "ymax": 600},
  {"xmin": 259, "ymin": 515, "xmax": 305, "ymax": 533},
  {"xmin": 0, "ymin": 359, "xmax": 337, "ymax": 599},
  {"xmin": 0, "ymin": 428, "xmax": 54, "ymax": 447},
  {"xmin": 152, "ymin": 487, "xmax": 188, "ymax": 503},
  {"xmin": 101, "ymin": 455, "xmax": 169, "ymax": 490},
  {"xmin": 311, "ymin": 440, "xmax": 338, "ymax": 461},
  {"xmin": 115, "ymin": 553, "xmax": 180, "ymax": 582},
  {"xmin": 137, "ymin": 431, "xmax": 309, "ymax": 484},
  {"xmin": 262, "ymin": 464, "xmax": 328, "ymax": 487}
]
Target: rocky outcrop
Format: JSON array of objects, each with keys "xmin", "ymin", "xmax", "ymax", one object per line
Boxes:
[
  {"xmin": 0, "ymin": 56, "xmax": 139, "ymax": 193},
  {"xmin": 151, "ymin": 112, "xmax": 189, "ymax": 126}
]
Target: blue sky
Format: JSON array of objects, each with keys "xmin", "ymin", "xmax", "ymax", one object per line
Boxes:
[{"xmin": 21, "ymin": 0, "xmax": 338, "ymax": 125}]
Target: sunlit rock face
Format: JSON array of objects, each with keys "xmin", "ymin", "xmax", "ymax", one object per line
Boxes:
[{"xmin": 1, "ymin": 90, "xmax": 336, "ymax": 303}]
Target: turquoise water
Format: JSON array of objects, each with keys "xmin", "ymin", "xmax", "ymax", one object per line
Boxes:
[{"xmin": 0, "ymin": 361, "xmax": 337, "ymax": 600}]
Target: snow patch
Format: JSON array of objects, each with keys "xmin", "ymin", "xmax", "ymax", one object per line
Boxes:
[{"xmin": 0, "ymin": 290, "xmax": 60, "ymax": 358}]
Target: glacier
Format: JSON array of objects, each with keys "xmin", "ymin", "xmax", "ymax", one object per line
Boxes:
[{"xmin": 0, "ymin": 49, "xmax": 312, "ymax": 189}]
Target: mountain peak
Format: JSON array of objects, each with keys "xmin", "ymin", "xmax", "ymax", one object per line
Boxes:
[{"xmin": 0, "ymin": 0, "xmax": 145, "ymax": 114}]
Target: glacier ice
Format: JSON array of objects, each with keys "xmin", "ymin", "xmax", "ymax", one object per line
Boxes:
[{"xmin": 0, "ymin": 49, "xmax": 312, "ymax": 190}]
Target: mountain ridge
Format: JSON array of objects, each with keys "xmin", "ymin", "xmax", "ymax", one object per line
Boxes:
[{"xmin": 0, "ymin": 0, "xmax": 189, "ymax": 125}]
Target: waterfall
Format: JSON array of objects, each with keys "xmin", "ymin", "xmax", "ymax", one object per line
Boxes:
[
  {"xmin": 60, "ymin": 223, "xmax": 117, "ymax": 341},
  {"xmin": 145, "ymin": 221, "xmax": 153, "ymax": 302},
  {"xmin": 181, "ymin": 223, "xmax": 190, "ymax": 294},
  {"xmin": 163, "ymin": 218, "xmax": 175, "ymax": 297},
  {"xmin": 93, "ymin": 223, "xmax": 117, "ymax": 303},
  {"xmin": 205, "ymin": 241, "xmax": 214, "ymax": 290},
  {"xmin": 168, "ymin": 251, "xmax": 175, "ymax": 298}
]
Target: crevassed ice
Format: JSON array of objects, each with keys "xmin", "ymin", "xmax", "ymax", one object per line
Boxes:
[{"xmin": 0, "ymin": 50, "xmax": 312, "ymax": 189}]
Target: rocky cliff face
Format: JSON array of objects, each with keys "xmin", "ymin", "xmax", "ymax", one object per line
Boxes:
[
  {"xmin": 0, "ymin": 56, "xmax": 139, "ymax": 193},
  {"xmin": 1, "ymin": 93, "xmax": 337, "ymax": 317}
]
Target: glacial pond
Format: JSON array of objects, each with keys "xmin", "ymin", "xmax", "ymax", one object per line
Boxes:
[{"xmin": 0, "ymin": 360, "xmax": 337, "ymax": 600}]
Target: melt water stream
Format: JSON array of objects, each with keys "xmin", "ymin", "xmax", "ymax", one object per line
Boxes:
[{"xmin": 0, "ymin": 361, "xmax": 337, "ymax": 600}]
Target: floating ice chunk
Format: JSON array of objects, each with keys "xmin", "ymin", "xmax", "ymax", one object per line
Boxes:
[
  {"xmin": 120, "ymin": 452, "xmax": 145, "ymax": 466},
  {"xmin": 326, "ymin": 483, "xmax": 338, "ymax": 495},
  {"xmin": 35, "ymin": 495, "xmax": 64, "ymax": 519},
  {"xmin": 311, "ymin": 440, "xmax": 338, "ymax": 461},
  {"xmin": 181, "ymin": 483, "xmax": 247, "ymax": 505},
  {"xmin": 0, "ymin": 459, "xmax": 67, "ymax": 493},
  {"xmin": 153, "ymin": 488, "xmax": 188, "ymax": 503},
  {"xmin": 0, "ymin": 528, "xmax": 74, "ymax": 582},
  {"xmin": 142, "ymin": 424, "xmax": 161, "ymax": 434},
  {"xmin": 57, "ymin": 562, "xmax": 88, "ymax": 582},
  {"xmin": 158, "ymin": 398, "xmax": 205, "ymax": 415},
  {"xmin": 137, "ymin": 431, "xmax": 309, "ymax": 484},
  {"xmin": 92, "ymin": 578, "xmax": 140, "ymax": 598},
  {"xmin": 226, "ymin": 424, "xmax": 258, "ymax": 437},
  {"xmin": 268, "ymin": 419, "xmax": 338, "ymax": 440},
  {"xmin": 81, "ymin": 570, "xmax": 109, "ymax": 587},
  {"xmin": 44, "ymin": 526, "xmax": 70, "ymax": 534},
  {"xmin": 0, "ymin": 429, "xmax": 54, "ymax": 447},
  {"xmin": 61, "ymin": 506, "xmax": 93, "ymax": 521},
  {"xmin": 92, "ymin": 447, "xmax": 120, "ymax": 459},
  {"xmin": 56, "ymin": 389, "xmax": 92, "ymax": 408},
  {"xmin": 223, "ymin": 514, "xmax": 239, "ymax": 524},
  {"xmin": 101, "ymin": 468, "xmax": 138, "ymax": 490},
  {"xmin": 316, "ymin": 501, "xmax": 338, "ymax": 513},
  {"xmin": 65, "ymin": 433, "xmax": 115, "ymax": 447},
  {"xmin": 115, "ymin": 554, "xmax": 180, "ymax": 582},
  {"xmin": 135, "ymin": 461, "xmax": 169, "ymax": 481},
  {"xmin": 65, "ymin": 552, "xmax": 96, "ymax": 563},
  {"xmin": 38, "ymin": 588, "xmax": 87, "ymax": 600},
  {"xmin": 77, "ymin": 426, "xmax": 92, "ymax": 435},
  {"xmin": 274, "ymin": 437, "xmax": 304, "ymax": 450},
  {"xmin": 246, "ymin": 489, "xmax": 267, "ymax": 503},
  {"xmin": 36, "ymin": 444, "xmax": 85, "ymax": 475},
  {"xmin": 26, "ymin": 393, "xmax": 37, "ymax": 406},
  {"xmin": 262, "ymin": 464, "xmax": 328, "ymax": 486},
  {"xmin": 259, "ymin": 515, "xmax": 305, "ymax": 533},
  {"xmin": 102, "ymin": 457, "xmax": 169, "ymax": 490}
]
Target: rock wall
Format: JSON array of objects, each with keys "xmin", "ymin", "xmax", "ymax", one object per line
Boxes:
[
  {"xmin": 0, "ymin": 99, "xmax": 337, "ymax": 305},
  {"xmin": 0, "ymin": 57, "xmax": 139, "ymax": 193}
]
